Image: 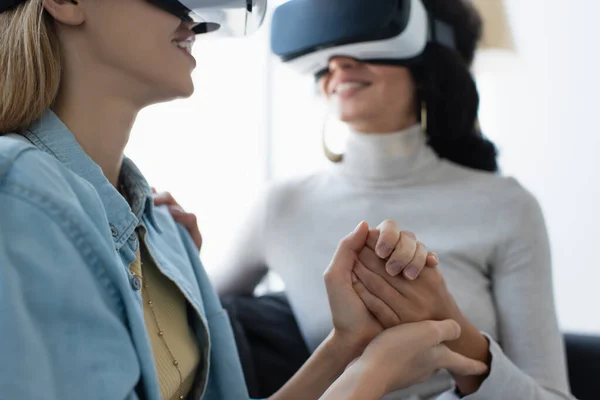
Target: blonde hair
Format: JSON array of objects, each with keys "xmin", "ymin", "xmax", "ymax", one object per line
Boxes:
[{"xmin": 0, "ymin": 1, "xmax": 61, "ymax": 134}]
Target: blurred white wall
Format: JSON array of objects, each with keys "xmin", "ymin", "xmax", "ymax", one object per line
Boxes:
[{"xmin": 476, "ymin": 0, "xmax": 600, "ymax": 334}]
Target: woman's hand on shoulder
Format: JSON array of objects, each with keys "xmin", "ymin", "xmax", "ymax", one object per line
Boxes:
[{"xmin": 153, "ymin": 189, "xmax": 202, "ymax": 251}]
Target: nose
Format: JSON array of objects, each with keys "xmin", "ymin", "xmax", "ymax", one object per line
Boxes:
[{"xmin": 328, "ymin": 56, "xmax": 360, "ymax": 73}]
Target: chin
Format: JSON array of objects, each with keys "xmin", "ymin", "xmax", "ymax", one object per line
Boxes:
[
  {"xmin": 338, "ymin": 114, "xmax": 353, "ymax": 123},
  {"xmin": 338, "ymin": 109, "xmax": 366, "ymax": 124},
  {"xmin": 337, "ymin": 101, "xmax": 369, "ymax": 121},
  {"xmin": 177, "ymin": 79, "xmax": 195, "ymax": 99},
  {"xmin": 152, "ymin": 79, "xmax": 195, "ymax": 104},
  {"xmin": 169, "ymin": 73, "xmax": 195, "ymax": 98}
]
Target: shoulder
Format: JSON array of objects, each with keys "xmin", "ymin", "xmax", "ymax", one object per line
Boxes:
[
  {"xmin": 0, "ymin": 135, "xmax": 106, "ymax": 246},
  {"xmin": 263, "ymin": 171, "xmax": 330, "ymax": 206},
  {"xmin": 237, "ymin": 171, "xmax": 329, "ymax": 230},
  {"xmin": 0, "ymin": 135, "xmax": 98, "ymax": 206},
  {"xmin": 439, "ymin": 160, "xmax": 541, "ymax": 210},
  {"xmin": 1, "ymin": 135, "xmax": 69, "ymax": 194},
  {"xmin": 441, "ymin": 163, "xmax": 549, "ymax": 247}
]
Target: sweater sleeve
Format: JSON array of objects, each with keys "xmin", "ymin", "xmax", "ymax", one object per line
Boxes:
[
  {"xmin": 459, "ymin": 187, "xmax": 572, "ymax": 400},
  {"xmin": 213, "ymin": 186, "xmax": 271, "ymax": 297}
]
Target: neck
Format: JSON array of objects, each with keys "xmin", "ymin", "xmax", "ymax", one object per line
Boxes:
[
  {"xmin": 53, "ymin": 62, "xmax": 139, "ymax": 187},
  {"xmin": 347, "ymin": 113, "xmax": 418, "ymax": 134},
  {"xmin": 340, "ymin": 124, "xmax": 438, "ymax": 185}
]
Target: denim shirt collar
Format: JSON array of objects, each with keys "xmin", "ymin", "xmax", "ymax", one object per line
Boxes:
[{"xmin": 23, "ymin": 110, "xmax": 161, "ymax": 250}]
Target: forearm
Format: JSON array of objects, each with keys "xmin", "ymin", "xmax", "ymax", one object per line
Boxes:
[
  {"xmin": 269, "ymin": 331, "xmax": 362, "ymax": 400},
  {"xmin": 319, "ymin": 360, "xmax": 386, "ymax": 400},
  {"xmin": 447, "ymin": 315, "xmax": 491, "ymax": 395}
]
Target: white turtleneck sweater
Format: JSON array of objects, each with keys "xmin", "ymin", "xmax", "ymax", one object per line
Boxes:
[{"xmin": 215, "ymin": 125, "xmax": 573, "ymax": 400}]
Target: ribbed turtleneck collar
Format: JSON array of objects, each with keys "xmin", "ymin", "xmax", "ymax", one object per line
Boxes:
[{"xmin": 339, "ymin": 124, "xmax": 439, "ymax": 185}]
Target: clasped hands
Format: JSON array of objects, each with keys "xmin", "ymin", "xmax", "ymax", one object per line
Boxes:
[
  {"xmin": 154, "ymin": 192, "xmax": 490, "ymax": 396},
  {"xmin": 324, "ymin": 220, "xmax": 489, "ymax": 395}
]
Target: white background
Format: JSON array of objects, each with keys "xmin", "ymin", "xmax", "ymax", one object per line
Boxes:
[{"xmin": 126, "ymin": 0, "xmax": 600, "ymax": 334}]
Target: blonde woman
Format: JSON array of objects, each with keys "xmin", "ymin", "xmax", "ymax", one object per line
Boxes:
[{"xmin": 0, "ymin": 1, "xmax": 487, "ymax": 399}]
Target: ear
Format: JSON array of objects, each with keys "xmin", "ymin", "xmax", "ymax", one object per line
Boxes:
[{"xmin": 42, "ymin": 0, "xmax": 85, "ymax": 26}]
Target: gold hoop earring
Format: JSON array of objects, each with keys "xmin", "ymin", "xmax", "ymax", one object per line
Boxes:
[
  {"xmin": 322, "ymin": 113, "xmax": 344, "ymax": 163},
  {"xmin": 420, "ymin": 103, "xmax": 428, "ymax": 134}
]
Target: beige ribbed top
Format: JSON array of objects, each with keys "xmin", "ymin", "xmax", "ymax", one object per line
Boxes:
[{"xmin": 130, "ymin": 235, "xmax": 201, "ymax": 400}]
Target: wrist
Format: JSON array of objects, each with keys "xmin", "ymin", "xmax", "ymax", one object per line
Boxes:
[
  {"xmin": 345, "ymin": 357, "xmax": 388, "ymax": 399},
  {"xmin": 447, "ymin": 315, "xmax": 491, "ymax": 396},
  {"xmin": 319, "ymin": 358, "xmax": 387, "ymax": 400},
  {"xmin": 330, "ymin": 329, "xmax": 371, "ymax": 362},
  {"xmin": 451, "ymin": 315, "xmax": 490, "ymax": 362}
]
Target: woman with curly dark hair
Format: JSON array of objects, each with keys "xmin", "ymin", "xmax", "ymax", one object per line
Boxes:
[{"xmin": 192, "ymin": 0, "xmax": 575, "ymax": 399}]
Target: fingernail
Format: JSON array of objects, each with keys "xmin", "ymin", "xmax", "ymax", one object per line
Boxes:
[
  {"xmin": 386, "ymin": 261, "xmax": 402, "ymax": 276},
  {"xmin": 377, "ymin": 244, "xmax": 392, "ymax": 258},
  {"xmin": 431, "ymin": 253, "xmax": 439, "ymax": 263},
  {"xmin": 405, "ymin": 266, "xmax": 419, "ymax": 280},
  {"xmin": 353, "ymin": 222, "xmax": 363, "ymax": 233}
]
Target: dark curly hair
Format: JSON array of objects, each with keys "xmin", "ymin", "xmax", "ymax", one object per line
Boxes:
[{"xmin": 411, "ymin": 0, "xmax": 499, "ymax": 172}]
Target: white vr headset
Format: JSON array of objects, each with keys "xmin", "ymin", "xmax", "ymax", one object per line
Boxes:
[
  {"xmin": 0, "ymin": 0, "xmax": 267, "ymax": 37},
  {"xmin": 270, "ymin": 0, "xmax": 456, "ymax": 78}
]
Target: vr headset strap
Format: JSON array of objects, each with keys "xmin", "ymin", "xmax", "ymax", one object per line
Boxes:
[{"xmin": 429, "ymin": 17, "xmax": 457, "ymax": 50}]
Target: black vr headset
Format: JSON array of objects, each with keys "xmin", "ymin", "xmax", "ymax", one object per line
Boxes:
[
  {"xmin": 270, "ymin": 0, "xmax": 456, "ymax": 79},
  {"xmin": 0, "ymin": 0, "xmax": 267, "ymax": 37}
]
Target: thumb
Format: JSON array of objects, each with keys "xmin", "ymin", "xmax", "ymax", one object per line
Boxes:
[
  {"xmin": 326, "ymin": 222, "xmax": 369, "ymax": 275},
  {"xmin": 418, "ymin": 320, "xmax": 462, "ymax": 347},
  {"xmin": 345, "ymin": 221, "xmax": 370, "ymax": 250},
  {"xmin": 435, "ymin": 345, "xmax": 489, "ymax": 377}
]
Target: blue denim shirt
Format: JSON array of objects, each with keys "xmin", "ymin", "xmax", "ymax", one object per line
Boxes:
[{"xmin": 0, "ymin": 110, "xmax": 249, "ymax": 400}]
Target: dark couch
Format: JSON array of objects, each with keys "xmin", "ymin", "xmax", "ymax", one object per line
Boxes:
[{"xmin": 564, "ymin": 333, "xmax": 600, "ymax": 400}]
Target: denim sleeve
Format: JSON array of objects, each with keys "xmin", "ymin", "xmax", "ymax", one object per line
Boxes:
[{"xmin": 0, "ymin": 191, "xmax": 141, "ymax": 400}]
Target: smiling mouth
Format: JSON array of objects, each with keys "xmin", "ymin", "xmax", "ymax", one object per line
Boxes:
[
  {"xmin": 171, "ymin": 38, "xmax": 194, "ymax": 54},
  {"xmin": 334, "ymin": 82, "xmax": 371, "ymax": 96}
]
